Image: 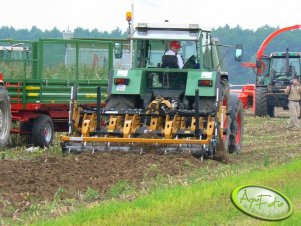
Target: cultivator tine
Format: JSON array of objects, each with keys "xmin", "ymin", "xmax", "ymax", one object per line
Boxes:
[
  {"xmin": 96, "ymin": 86, "xmax": 101, "ymax": 133},
  {"xmin": 68, "ymin": 85, "xmax": 78, "ymax": 135},
  {"xmin": 194, "ymin": 89, "xmax": 200, "ymax": 139}
]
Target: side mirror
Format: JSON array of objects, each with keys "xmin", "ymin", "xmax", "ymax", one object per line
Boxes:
[
  {"xmin": 235, "ymin": 44, "xmax": 243, "ymax": 61},
  {"xmin": 114, "ymin": 42, "xmax": 122, "ymax": 59}
]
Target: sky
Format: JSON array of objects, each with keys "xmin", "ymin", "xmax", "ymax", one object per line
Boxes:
[{"xmin": 1, "ymin": 0, "xmax": 301, "ymax": 32}]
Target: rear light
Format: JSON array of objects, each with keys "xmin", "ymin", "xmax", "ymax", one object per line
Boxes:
[
  {"xmin": 114, "ymin": 78, "xmax": 130, "ymax": 85},
  {"xmin": 198, "ymin": 79, "xmax": 212, "ymax": 87}
]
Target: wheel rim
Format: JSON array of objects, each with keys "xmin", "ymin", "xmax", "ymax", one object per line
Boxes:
[
  {"xmin": 223, "ymin": 116, "xmax": 228, "ymax": 142},
  {"xmin": 222, "ymin": 99, "xmax": 228, "ymax": 142},
  {"xmin": 236, "ymin": 112, "xmax": 242, "ymax": 145},
  {"xmin": 0, "ymin": 107, "xmax": 3, "ymax": 138},
  {"xmin": 44, "ymin": 123, "xmax": 52, "ymax": 143}
]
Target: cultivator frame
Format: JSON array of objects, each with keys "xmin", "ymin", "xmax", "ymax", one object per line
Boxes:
[{"xmin": 61, "ymin": 86, "xmax": 227, "ymax": 157}]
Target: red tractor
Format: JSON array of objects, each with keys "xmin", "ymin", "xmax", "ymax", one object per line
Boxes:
[{"xmin": 234, "ymin": 25, "xmax": 301, "ymax": 117}]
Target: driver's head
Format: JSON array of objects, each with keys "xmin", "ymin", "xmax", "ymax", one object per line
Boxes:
[{"xmin": 170, "ymin": 41, "xmax": 181, "ymax": 53}]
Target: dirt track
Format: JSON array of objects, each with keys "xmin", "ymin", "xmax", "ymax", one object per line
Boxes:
[{"xmin": 0, "ymin": 152, "xmax": 202, "ymax": 217}]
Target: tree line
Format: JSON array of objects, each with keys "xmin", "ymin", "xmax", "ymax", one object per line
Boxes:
[
  {"xmin": 0, "ymin": 26, "xmax": 128, "ymax": 40},
  {"xmin": 1, "ymin": 25, "xmax": 300, "ymax": 84},
  {"xmin": 213, "ymin": 25, "xmax": 301, "ymax": 84}
]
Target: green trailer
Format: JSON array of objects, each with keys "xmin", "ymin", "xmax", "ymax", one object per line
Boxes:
[{"xmin": 0, "ymin": 38, "xmax": 119, "ymax": 147}]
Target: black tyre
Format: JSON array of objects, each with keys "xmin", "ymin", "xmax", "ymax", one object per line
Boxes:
[
  {"xmin": 32, "ymin": 114, "xmax": 54, "ymax": 148},
  {"xmin": 197, "ymin": 97, "xmax": 216, "ymax": 112},
  {"xmin": 0, "ymin": 86, "xmax": 11, "ymax": 148},
  {"xmin": 15, "ymin": 122, "xmax": 32, "ymax": 146},
  {"xmin": 105, "ymin": 95, "xmax": 135, "ymax": 110},
  {"xmin": 217, "ymin": 78, "xmax": 231, "ymax": 154},
  {"xmin": 193, "ymin": 78, "xmax": 231, "ymax": 157},
  {"xmin": 255, "ymin": 86, "xmax": 268, "ymax": 116},
  {"xmin": 267, "ymin": 105, "xmax": 275, "ymax": 117},
  {"xmin": 229, "ymin": 93, "xmax": 244, "ymax": 153}
]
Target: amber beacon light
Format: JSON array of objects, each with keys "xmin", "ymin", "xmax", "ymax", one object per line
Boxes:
[{"xmin": 126, "ymin": 11, "xmax": 132, "ymax": 22}]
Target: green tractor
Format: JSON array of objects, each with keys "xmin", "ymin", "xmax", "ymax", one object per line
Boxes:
[
  {"xmin": 256, "ymin": 50, "xmax": 301, "ymax": 117},
  {"xmin": 240, "ymin": 25, "xmax": 301, "ymax": 117},
  {"xmin": 61, "ymin": 23, "xmax": 244, "ymax": 158}
]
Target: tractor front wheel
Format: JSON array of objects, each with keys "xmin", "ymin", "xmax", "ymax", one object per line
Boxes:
[
  {"xmin": 32, "ymin": 114, "xmax": 54, "ymax": 148},
  {"xmin": 255, "ymin": 86, "xmax": 268, "ymax": 116}
]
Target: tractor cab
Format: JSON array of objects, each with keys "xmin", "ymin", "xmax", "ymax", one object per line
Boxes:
[
  {"xmin": 269, "ymin": 52, "xmax": 301, "ymax": 86},
  {"xmin": 111, "ymin": 23, "xmax": 243, "ymax": 108},
  {"xmin": 127, "ymin": 23, "xmax": 237, "ymax": 71},
  {"xmin": 129, "ymin": 23, "xmax": 204, "ymax": 69},
  {"xmin": 257, "ymin": 52, "xmax": 301, "ymax": 87}
]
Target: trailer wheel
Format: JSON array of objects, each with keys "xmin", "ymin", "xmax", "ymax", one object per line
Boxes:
[
  {"xmin": 255, "ymin": 86, "xmax": 268, "ymax": 116},
  {"xmin": 229, "ymin": 93, "xmax": 244, "ymax": 153},
  {"xmin": 0, "ymin": 86, "xmax": 11, "ymax": 148},
  {"xmin": 32, "ymin": 114, "xmax": 54, "ymax": 148},
  {"xmin": 105, "ymin": 95, "xmax": 135, "ymax": 109}
]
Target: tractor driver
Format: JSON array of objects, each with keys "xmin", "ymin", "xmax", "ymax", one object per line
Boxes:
[{"xmin": 161, "ymin": 40, "xmax": 184, "ymax": 69}]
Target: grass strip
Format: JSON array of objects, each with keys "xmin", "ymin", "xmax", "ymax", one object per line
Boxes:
[{"xmin": 35, "ymin": 157, "xmax": 301, "ymax": 226}]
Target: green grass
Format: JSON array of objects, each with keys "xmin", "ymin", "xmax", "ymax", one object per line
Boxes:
[{"xmin": 34, "ymin": 157, "xmax": 301, "ymax": 226}]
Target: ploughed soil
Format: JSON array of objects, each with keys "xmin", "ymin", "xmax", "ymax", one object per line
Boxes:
[
  {"xmin": 1, "ymin": 108, "xmax": 298, "ymax": 219},
  {"xmin": 0, "ymin": 151, "xmax": 204, "ymax": 217}
]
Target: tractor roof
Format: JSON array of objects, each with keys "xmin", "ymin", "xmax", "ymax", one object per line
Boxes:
[
  {"xmin": 135, "ymin": 23, "xmax": 210, "ymax": 31},
  {"xmin": 270, "ymin": 52, "xmax": 301, "ymax": 57},
  {"xmin": 129, "ymin": 23, "xmax": 210, "ymax": 41}
]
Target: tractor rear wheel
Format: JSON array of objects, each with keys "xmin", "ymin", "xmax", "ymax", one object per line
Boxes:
[
  {"xmin": 229, "ymin": 93, "xmax": 244, "ymax": 153},
  {"xmin": 0, "ymin": 86, "xmax": 11, "ymax": 148},
  {"xmin": 215, "ymin": 78, "xmax": 231, "ymax": 157},
  {"xmin": 267, "ymin": 105, "xmax": 275, "ymax": 117},
  {"xmin": 32, "ymin": 114, "xmax": 54, "ymax": 148},
  {"xmin": 105, "ymin": 95, "xmax": 135, "ymax": 109},
  {"xmin": 192, "ymin": 78, "xmax": 231, "ymax": 158},
  {"xmin": 255, "ymin": 86, "xmax": 268, "ymax": 116}
]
